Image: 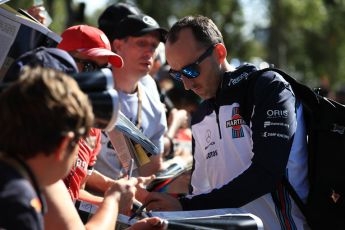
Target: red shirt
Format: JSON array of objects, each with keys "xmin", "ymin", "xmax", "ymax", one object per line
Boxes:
[{"xmin": 63, "ymin": 128, "xmax": 101, "ymax": 201}]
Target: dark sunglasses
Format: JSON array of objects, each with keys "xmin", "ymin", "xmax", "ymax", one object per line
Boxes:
[
  {"xmin": 169, "ymin": 44, "xmax": 216, "ymax": 81},
  {"xmin": 74, "ymin": 58, "xmax": 111, "ymax": 72}
]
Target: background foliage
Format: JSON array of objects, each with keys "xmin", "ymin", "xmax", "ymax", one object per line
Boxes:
[{"xmin": 6, "ymin": 0, "xmax": 345, "ymax": 92}]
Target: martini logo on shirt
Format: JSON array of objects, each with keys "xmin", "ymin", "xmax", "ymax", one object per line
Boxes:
[{"xmin": 226, "ymin": 107, "xmax": 245, "ymax": 138}]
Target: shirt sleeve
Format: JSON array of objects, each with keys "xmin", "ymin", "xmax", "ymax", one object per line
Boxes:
[{"xmin": 180, "ymin": 71, "xmax": 297, "ymax": 210}]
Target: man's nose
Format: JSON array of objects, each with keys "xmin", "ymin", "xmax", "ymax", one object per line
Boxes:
[
  {"xmin": 181, "ymin": 75, "xmax": 193, "ymax": 90},
  {"xmin": 145, "ymin": 44, "xmax": 157, "ymax": 55}
]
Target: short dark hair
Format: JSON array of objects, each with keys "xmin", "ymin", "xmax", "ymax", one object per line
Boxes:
[
  {"xmin": 0, "ymin": 67, "xmax": 94, "ymax": 159},
  {"xmin": 167, "ymin": 15, "xmax": 224, "ymax": 48}
]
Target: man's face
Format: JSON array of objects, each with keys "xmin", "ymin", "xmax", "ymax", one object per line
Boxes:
[
  {"xmin": 71, "ymin": 52, "xmax": 109, "ymax": 72},
  {"xmin": 48, "ymin": 135, "xmax": 80, "ymax": 185},
  {"xmin": 114, "ymin": 32, "xmax": 160, "ymax": 77},
  {"xmin": 165, "ymin": 28, "xmax": 220, "ymax": 100},
  {"xmin": 60, "ymin": 140, "xmax": 79, "ymax": 179}
]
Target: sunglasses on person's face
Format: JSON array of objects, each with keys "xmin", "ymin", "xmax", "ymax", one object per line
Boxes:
[
  {"xmin": 169, "ymin": 44, "xmax": 216, "ymax": 81},
  {"xmin": 74, "ymin": 58, "xmax": 111, "ymax": 72}
]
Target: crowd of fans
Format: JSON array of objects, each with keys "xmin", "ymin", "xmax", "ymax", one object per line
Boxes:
[
  {"xmin": 0, "ymin": 2, "xmax": 196, "ymax": 230},
  {"xmin": 3, "ymin": 2, "xmax": 344, "ymax": 230}
]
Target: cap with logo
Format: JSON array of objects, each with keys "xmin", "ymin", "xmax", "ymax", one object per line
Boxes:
[
  {"xmin": 58, "ymin": 25, "xmax": 123, "ymax": 68},
  {"xmin": 98, "ymin": 2, "xmax": 142, "ymax": 41},
  {"xmin": 2, "ymin": 46, "xmax": 78, "ymax": 83},
  {"xmin": 116, "ymin": 14, "xmax": 167, "ymax": 42}
]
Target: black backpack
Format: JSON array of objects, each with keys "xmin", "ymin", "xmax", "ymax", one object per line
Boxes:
[{"xmin": 248, "ymin": 68, "xmax": 345, "ymax": 230}]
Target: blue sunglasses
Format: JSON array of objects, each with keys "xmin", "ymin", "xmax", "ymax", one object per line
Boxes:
[{"xmin": 169, "ymin": 44, "xmax": 216, "ymax": 81}]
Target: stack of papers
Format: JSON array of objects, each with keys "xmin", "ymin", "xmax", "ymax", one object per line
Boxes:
[
  {"xmin": 115, "ymin": 111, "xmax": 159, "ymax": 155},
  {"xmin": 106, "ymin": 111, "xmax": 159, "ymax": 172}
]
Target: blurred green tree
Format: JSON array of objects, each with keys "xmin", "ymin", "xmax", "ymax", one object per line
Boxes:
[
  {"xmin": 266, "ymin": 0, "xmax": 345, "ymax": 89},
  {"xmin": 6, "ymin": 0, "xmax": 86, "ymax": 34},
  {"xmin": 5, "ymin": 0, "xmax": 345, "ymax": 89},
  {"xmin": 135, "ymin": 0, "xmax": 260, "ymax": 62}
]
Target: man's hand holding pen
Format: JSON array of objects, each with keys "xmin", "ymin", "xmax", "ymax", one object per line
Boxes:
[
  {"xmin": 126, "ymin": 192, "xmax": 181, "ymax": 229},
  {"xmin": 112, "ymin": 160, "xmax": 172, "ymax": 227},
  {"xmin": 105, "ymin": 177, "xmax": 138, "ymax": 216},
  {"xmin": 128, "ymin": 201, "xmax": 152, "ymax": 222},
  {"xmin": 128, "ymin": 174, "xmax": 156, "ymax": 221}
]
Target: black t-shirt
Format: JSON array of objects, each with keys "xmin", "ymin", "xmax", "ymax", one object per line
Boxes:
[{"xmin": 0, "ymin": 161, "xmax": 44, "ymax": 230}]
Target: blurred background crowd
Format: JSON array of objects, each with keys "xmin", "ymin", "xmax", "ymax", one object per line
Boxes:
[{"xmin": 7, "ymin": 0, "xmax": 345, "ymax": 104}]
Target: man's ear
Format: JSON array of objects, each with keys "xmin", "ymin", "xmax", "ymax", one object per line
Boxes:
[
  {"xmin": 112, "ymin": 39, "xmax": 122, "ymax": 53},
  {"xmin": 214, "ymin": 43, "xmax": 227, "ymax": 63},
  {"xmin": 54, "ymin": 132, "xmax": 74, "ymax": 161}
]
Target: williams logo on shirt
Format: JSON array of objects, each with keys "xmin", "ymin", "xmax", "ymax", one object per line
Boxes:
[{"xmin": 226, "ymin": 107, "xmax": 245, "ymax": 138}]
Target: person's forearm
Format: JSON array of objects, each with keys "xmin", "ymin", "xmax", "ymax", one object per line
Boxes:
[
  {"xmin": 43, "ymin": 180, "xmax": 86, "ymax": 230},
  {"xmin": 85, "ymin": 192, "xmax": 120, "ymax": 230},
  {"xmin": 180, "ymin": 154, "xmax": 286, "ymax": 211},
  {"xmin": 166, "ymin": 109, "xmax": 188, "ymax": 139},
  {"xmin": 166, "ymin": 121, "xmax": 180, "ymax": 139},
  {"xmin": 79, "ymin": 189, "xmax": 103, "ymax": 206},
  {"xmin": 86, "ymin": 170, "xmax": 113, "ymax": 193},
  {"xmin": 163, "ymin": 136, "xmax": 174, "ymax": 157}
]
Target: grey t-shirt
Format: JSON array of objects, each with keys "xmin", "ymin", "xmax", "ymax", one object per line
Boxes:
[{"xmin": 95, "ymin": 78, "xmax": 167, "ymax": 179}]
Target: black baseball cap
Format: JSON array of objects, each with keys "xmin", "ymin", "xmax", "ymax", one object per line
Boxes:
[
  {"xmin": 3, "ymin": 47, "xmax": 78, "ymax": 83},
  {"xmin": 98, "ymin": 2, "xmax": 141, "ymax": 41},
  {"xmin": 116, "ymin": 14, "xmax": 167, "ymax": 42}
]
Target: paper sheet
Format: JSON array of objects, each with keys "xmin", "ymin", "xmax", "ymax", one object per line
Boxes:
[
  {"xmin": 151, "ymin": 208, "xmax": 264, "ymax": 230},
  {"xmin": 0, "ymin": 13, "xmax": 19, "ymax": 68},
  {"xmin": 150, "ymin": 208, "xmax": 247, "ymax": 220}
]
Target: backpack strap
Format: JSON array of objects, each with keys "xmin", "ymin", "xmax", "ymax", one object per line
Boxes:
[{"xmin": 249, "ymin": 68, "xmax": 319, "ymax": 108}]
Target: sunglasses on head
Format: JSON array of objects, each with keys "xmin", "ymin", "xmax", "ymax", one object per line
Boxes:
[
  {"xmin": 74, "ymin": 58, "xmax": 111, "ymax": 72},
  {"xmin": 169, "ymin": 44, "xmax": 216, "ymax": 81}
]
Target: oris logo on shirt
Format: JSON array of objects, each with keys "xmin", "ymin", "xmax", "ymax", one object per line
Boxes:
[
  {"xmin": 266, "ymin": 109, "xmax": 288, "ymax": 119},
  {"xmin": 226, "ymin": 107, "xmax": 245, "ymax": 138}
]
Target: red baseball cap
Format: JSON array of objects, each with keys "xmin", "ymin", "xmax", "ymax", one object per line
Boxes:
[{"xmin": 58, "ymin": 25, "xmax": 123, "ymax": 68}]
